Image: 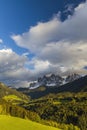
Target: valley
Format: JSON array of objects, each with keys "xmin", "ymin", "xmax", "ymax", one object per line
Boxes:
[{"xmin": 0, "ymin": 74, "xmax": 87, "ymax": 130}]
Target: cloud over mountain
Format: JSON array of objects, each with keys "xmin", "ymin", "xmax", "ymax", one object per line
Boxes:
[
  {"xmin": 1, "ymin": 1, "xmax": 87, "ymax": 87},
  {"xmin": 11, "ymin": 1, "xmax": 87, "ymax": 76}
]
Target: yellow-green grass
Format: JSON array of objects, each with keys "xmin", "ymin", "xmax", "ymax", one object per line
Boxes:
[
  {"xmin": 3, "ymin": 95, "xmax": 22, "ymax": 101},
  {"xmin": 3, "ymin": 94, "xmax": 28, "ymax": 104},
  {"xmin": 0, "ymin": 115, "xmax": 61, "ymax": 130},
  {"xmin": 53, "ymin": 101, "xmax": 61, "ymax": 105}
]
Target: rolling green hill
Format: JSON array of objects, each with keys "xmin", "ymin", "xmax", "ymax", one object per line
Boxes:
[
  {"xmin": 0, "ymin": 81, "xmax": 86, "ymax": 130},
  {"xmin": 0, "ymin": 115, "xmax": 61, "ymax": 130},
  {"xmin": 0, "ymin": 82, "xmax": 29, "ymax": 103}
]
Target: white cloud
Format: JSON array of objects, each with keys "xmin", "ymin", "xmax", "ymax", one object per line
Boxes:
[
  {"xmin": 0, "ymin": 1, "xmax": 87, "ymax": 88},
  {"xmin": 11, "ymin": 1, "xmax": 87, "ymax": 75},
  {"xmin": 11, "ymin": 18, "xmax": 61, "ymax": 53},
  {"xmin": 33, "ymin": 59, "xmax": 50, "ymax": 72},
  {"xmin": 0, "ymin": 39, "xmax": 3, "ymax": 43},
  {"xmin": 0, "ymin": 48, "xmax": 54, "ymax": 87},
  {"xmin": 0, "ymin": 49, "xmax": 27, "ymax": 73},
  {"xmin": 0, "ymin": 48, "xmax": 32, "ymax": 87},
  {"xmin": 10, "ymin": 1, "xmax": 87, "ymax": 85},
  {"xmin": 75, "ymin": 2, "xmax": 85, "ymax": 11},
  {"xmin": 11, "ymin": 1, "xmax": 87, "ymax": 52}
]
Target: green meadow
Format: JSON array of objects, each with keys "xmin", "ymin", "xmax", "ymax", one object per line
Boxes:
[{"xmin": 0, "ymin": 115, "xmax": 61, "ymax": 130}]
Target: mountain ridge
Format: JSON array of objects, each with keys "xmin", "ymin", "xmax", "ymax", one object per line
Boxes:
[
  {"xmin": 29, "ymin": 73, "xmax": 81, "ymax": 89},
  {"xmin": 17, "ymin": 74, "xmax": 87, "ymax": 99}
]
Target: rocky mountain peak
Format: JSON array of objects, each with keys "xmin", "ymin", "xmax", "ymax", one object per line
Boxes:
[{"xmin": 29, "ymin": 73, "xmax": 81, "ymax": 89}]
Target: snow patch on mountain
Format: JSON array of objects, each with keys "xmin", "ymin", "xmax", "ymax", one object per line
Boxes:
[{"xmin": 29, "ymin": 73, "xmax": 81, "ymax": 89}]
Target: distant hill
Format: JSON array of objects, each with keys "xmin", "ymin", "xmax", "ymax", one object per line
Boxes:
[
  {"xmin": 17, "ymin": 75, "xmax": 87, "ymax": 99},
  {"xmin": 0, "ymin": 82, "xmax": 29, "ymax": 103}
]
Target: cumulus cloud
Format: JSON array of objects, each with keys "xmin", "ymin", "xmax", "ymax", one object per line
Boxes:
[
  {"xmin": 0, "ymin": 48, "xmax": 31, "ymax": 87},
  {"xmin": 0, "ymin": 48, "xmax": 55, "ymax": 87},
  {"xmin": 11, "ymin": 18, "xmax": 61, "ymax": 53},
  {"xmin": 10, "ymin": 1, "xmax": 87, "ymax": 85},
  {"xmin": 11, "ymin": 1, "xmax": 87, "ymax": 50}
]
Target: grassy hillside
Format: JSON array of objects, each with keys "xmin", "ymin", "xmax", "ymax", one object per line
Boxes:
[
  {"xmin": 0, "ymin": 115, "xmax": 61, "ymax": 130},
  {"xmin": 0, "ymin": 82, "xmax": 29, "ymax": 104},
  {"xmin": 0, "ymin": 81, "xmax": 86, "ymax": 130}
]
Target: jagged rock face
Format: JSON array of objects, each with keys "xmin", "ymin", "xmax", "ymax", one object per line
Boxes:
[
  {"xmin": 37, "ymin": 74, "xmax": 64, "ymax": 87},
  {"xmin": 65, "ymin": 73, "xmax": 81, "ymax": 82},
  {"xmin": 29, "ymin": 73, "xmax": 81, "ymax": 89}
]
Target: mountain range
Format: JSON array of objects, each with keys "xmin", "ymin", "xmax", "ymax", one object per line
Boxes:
[
  {"xmin": 29, "ymin": 73, "xmax": 81, "ymax": 89},
  {"xmin": 17, "ymin": 73, "xmax": 87, "ymax": 99}
]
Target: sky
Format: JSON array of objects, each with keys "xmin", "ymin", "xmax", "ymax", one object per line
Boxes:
[{"xmin": 0, "ymin": 0, "xmax": 87, "ymax": 87}]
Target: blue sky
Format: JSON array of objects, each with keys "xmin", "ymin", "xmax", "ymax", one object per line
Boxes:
[
  {"xmin": 0, "ymin": 0, "xmax": 87, "ymax": 87},
  {"xmin": 0, "ymin": 0, "xmax": 85, "ymax": 54}
]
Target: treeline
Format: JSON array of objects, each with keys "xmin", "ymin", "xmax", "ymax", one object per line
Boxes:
[
  {"xmin": 23, "ymin": 92, "xmax": 87, "ymax": 130},
  {"xmin": 0, "ymin": 99, "xmax": 80, "ymax": 130},
  {"xmin": 0, "ymin": 92, "xmax": 86, "ymax": 130},
  {"xmin": 0, "ymin": 99, "xmax": 40, "ymax": 122}
]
